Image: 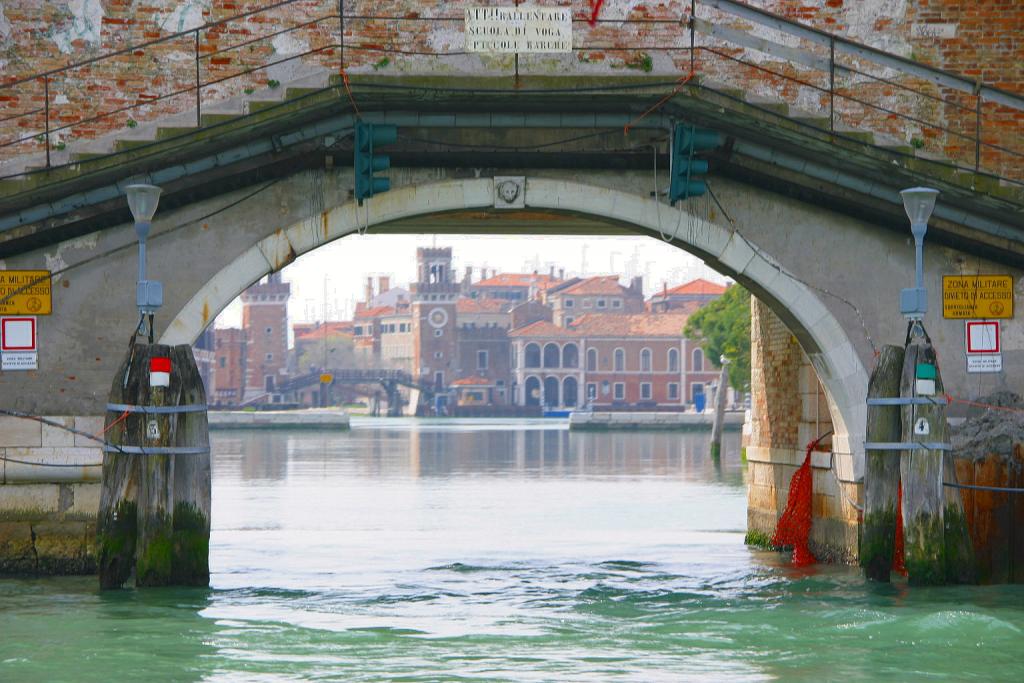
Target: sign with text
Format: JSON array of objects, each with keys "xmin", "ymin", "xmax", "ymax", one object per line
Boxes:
[
  {"xmin": 1, "ymin": 316, "xmax": 38, "ymax": 371},
  {"xmin": 465, "ymin": 6, "xmax": 572, "ymax": 53},
  {"xmin": 965, "ymin": 320, "xmax": 1000, "ymax": 354},
  {"xmin": 0, "ymin": 270, "xmax": 52, "ymax": 315},
  {"xmin": 942, "ymin": 275, "xmax": 1013, "ymax": 319},
  {"xmin": 967, "ymin": 354, "xmax": 1002, "ymax": 373}
]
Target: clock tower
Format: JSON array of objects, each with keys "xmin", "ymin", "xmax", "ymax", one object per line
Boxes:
[{"xmin": 411, "ymin": 247, "xmax": 459, "ymax": 391}]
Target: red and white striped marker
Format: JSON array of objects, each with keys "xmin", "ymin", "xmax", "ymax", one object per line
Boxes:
[{"xmin": 150, "ymin": 356, "xmax": 171, "ymax": 388}]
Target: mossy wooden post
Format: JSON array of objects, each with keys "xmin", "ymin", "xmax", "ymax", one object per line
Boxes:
[
  {"xmin": 1013, "ymin": 445, "xmax": 1024, "ymax": 583},
  {"xmin": 899, "ymin": 341, "xmax": 972, "ymax": 585},
  {"xmin": 861, "ymin": 344, "xmax": 904, "ymax": 581},
  {"xmin": 899, "ymin": 342, "xmax": 943, "ymax": 584},
  {"xmin": 709, "ymin": 364, "xmax": 729, "ymax": 460},
  {"xmin": 942, "ymin": 439, "xmax": 975, "ymax": 585},
  {"xmin": 97, "ymin": 346, "xmax": 143, "ymax": 589},
  {"xmin": 135, "ymin": 344, "xmax": 176, "ymax": 587},
  {"xmin": 170, "ymin": 344, "xmax": 211, "ymax": 586}
]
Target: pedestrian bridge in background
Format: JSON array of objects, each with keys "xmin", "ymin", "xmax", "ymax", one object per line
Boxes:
[{"xmin": 0, "ymin": 0, "xmax": 1022, "ymax": 570}]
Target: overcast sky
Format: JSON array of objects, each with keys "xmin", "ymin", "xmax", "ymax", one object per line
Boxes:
[{"xmin": 215, "ymin": 234, "xmax": 729, "ymax": 328}]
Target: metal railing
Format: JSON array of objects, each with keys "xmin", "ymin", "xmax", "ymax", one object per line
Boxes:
[{"xmin": 0, "ymin": 0, "xmax": 1021, "ymax": 187}]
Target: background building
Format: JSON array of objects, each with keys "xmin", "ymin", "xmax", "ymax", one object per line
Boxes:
[{"xmin": 240, "ymin": 272, "xmax": 290, "ymax": 402}]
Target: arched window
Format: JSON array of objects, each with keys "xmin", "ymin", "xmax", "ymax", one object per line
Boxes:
[
  {"xmin": 586, "ymin": 348, "xmax": 598, "ymax": 372},
  {"xmin": 563, "ymin": 377, "xmax": 578, "ymax": 408},
  {"xmin": 525, "ymin": 343, "xmax": 541, "ymax": 368},
  {"xmin": 543, "ymin": 343, "xmax": 560, "ymax": 368},
  {"xmin": 525, "ymin": 376, "xmax": 542, "ymax": 406},
  {"xmin": 692, "ymin": 348, "xmax": 704, "ymax": 372},
  {"xmin": 640, "ymin": 348, "xmax": 652, "ymax": 372},
  {"xmin": 543, "ymin": 376, "xmax": 560, "ymax": 407},
  {"xmin": 668, "ymin": 348, "xmax": 680, "ymax": 373},
  {"xmin": 614, "ymin": 348, "xmax": 625, "ymax": 372},
  {"xmin": 562, "ymin": 343, "xmax": 579, "ymax": 369}
]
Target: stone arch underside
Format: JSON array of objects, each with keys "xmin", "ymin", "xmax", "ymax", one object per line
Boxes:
[{"xmin": 162, "ymin": 177, "xmax": 868, "ymax": 469}]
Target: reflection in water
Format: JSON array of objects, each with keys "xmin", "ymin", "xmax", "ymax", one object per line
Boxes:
[
  {"xmin": 3, "ymin": 419, "xmax": 1024, "ymax": 682},
  {"xmin": 213, "ymin": 418, "xmax": 745, "ymax": 487}
]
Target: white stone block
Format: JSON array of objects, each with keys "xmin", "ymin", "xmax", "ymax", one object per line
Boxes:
[
  {"xmin": 0, "ymin": 483, "xmax": 61, "ymax": 514},
  {"xmin": 3, "ymin": 447, "xmax": 102, "ymax": 483},
  {"xmin": 74, "ymin": 416, "xmax": 104, "ymax": 447},
  {"xmin": 67, "ymin": 483, "xmax": 102, "ymax": 517},
  {"xmin": 0, "ymin": 416, "xmax": 42, "ymax": 448},
  {"xmin": 717, "ymin": 233, "xmax": 758, "ymax": 274},
  {"xmin": 41, "ymin": 416, "xmax": 75, "ymax": 447}
]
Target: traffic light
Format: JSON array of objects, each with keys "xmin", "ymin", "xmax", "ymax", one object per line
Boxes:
[
  {"xmin": 669, "ymin": 124, "xmax": 722, "ymax": 203},
  {"xmin": 354, "ymin": 120, "xmax": 398, "ymax": 202}
]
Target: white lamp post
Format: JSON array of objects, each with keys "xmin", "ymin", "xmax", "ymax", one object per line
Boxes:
[
  {"xmin": 125, "ymin": 183, "xmax": 164, "ymax": 326},
  {"xmin": 899, "ymin": 187, "xmax": 939, "ymax": 320}
]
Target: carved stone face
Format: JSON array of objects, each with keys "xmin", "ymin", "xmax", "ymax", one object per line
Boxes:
[{"xmin": 497, "ymin": 180, "xmax": 520, "ymax": 204}]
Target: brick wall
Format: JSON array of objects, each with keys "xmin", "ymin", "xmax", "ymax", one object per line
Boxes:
[
  {"xmin": 1, "ymin": 2, "xmax": 1020, "ymax": 178},
  {"xmin": 239, "ymin": 275, "xmax": 289, "ymax": 398},
  {"xmin": 747, "ymin": 296, "xmax": 860, "ymax": 563},
  {"xmin": 749, "ymin": 295, "xmax": 802, "ymax": 451}
]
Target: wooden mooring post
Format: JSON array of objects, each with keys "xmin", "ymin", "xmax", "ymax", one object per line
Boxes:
[
  {"xmin": 898, "ymin": 340, "xmax": 973, "ymax": 585},
  {"xmin": 861, "ymin": 344, "xmax": 904, "ymax": 581},
  {"xmin": 709, "ymin": 364, "xmax": 729, "ymax": 460},
  {"xmin": 97, "ymin": 343, "xmax": 211, "ymax": 589}
]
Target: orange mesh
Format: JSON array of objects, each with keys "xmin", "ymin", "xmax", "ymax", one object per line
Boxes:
[
  {"xmin": 892, "ymin": 483, "xmax": 907, "ymax": 575},
  {"xmin": 771, "ymin": 439, "xmax": 820, "ymax": 567}
]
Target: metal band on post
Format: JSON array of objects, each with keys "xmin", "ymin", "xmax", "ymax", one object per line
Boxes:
[
  {"xmin": 106, "ymin": 403, "xmax": 208, "ymax": 414},
  {"xmin": 862, "ymin": 441, "xmax": 953, "ymax": 451},
  {"xmin": 102, "ymin": 445, "xmax": 210, "ymax": 455},
  {"xmin": 866, "ymin": 397, "xmax": 947, "ymax": 406}
]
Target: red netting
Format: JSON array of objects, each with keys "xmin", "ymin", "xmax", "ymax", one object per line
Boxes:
[
  {"xmin": 892, "ymin": 483, "xmax": 907, "ymax": 575},
  {"xmin": 771, "ymin": 440, "xmax": 818, "ymax": 567}
]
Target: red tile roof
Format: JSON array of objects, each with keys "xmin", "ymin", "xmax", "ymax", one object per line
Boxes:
[
  {"xmin": 456, "ymin": 297, "xmax": 510, "ymax": 313},
  {"xmin": 353, "ymin": 305, "xmax": 395, "ymax": 319},
  {"xmin": 555, "ymin": 275, "xmax": 627, "ymax": 296},
  {"xmin": 474, "ymin": 273, "xmax": 561, "ymax": 288},
  {"xmin": 569, "ymin": 312, "xmax": 691, "ymax": 337},
  {"xmin": 663, "ymin": 278, "xmax": 727, "ymax": 296},
  {"xmin": 294, "ymin": 321, "xmax": 354, "ymax": 340},
  {"xmin": 508, "ymin": 320, "xmax": 579, "ymax": 338}
]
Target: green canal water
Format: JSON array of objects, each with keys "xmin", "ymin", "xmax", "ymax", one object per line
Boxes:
[{"xmin": 2, "ymin": 418, "xmax": 1023, "ymax": 681}]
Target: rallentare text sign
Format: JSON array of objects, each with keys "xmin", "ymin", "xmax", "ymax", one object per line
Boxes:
[{"xmin": 465, "ymin": 6, "xmax": 572, "ymax": 53}]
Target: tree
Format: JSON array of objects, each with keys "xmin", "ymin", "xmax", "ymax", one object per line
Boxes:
[{"xmin": 684, "ymin": 284, "xmax": 751, "ymax": 392}]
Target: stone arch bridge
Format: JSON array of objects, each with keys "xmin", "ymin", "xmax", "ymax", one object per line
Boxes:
[{"xmin": 0, "ymin": 0, "xmax": 1022, "ymax": 571}]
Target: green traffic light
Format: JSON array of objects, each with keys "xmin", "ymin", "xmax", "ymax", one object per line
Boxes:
[
  {"xmin": 668, "ymin": 123, "xmax": 721, "ymax": 203},
  {"xmin": 354, "ymin": 120, "xmax": 397, "ymax": 202}
]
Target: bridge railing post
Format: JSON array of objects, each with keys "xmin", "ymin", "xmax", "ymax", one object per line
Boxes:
[
  {"xmin": 975, "ymin": 90, "xmax": 982, "ymax": 172},
  {"xmin": 829, "ymin": 36, "xmax": 835, "ymax": 134},
  {"xmin": 689, "ymin": 0, "xmax": 696, "ymax": 74},
  {"xmin": 194, "ymin": 29, "xmax": 202, "ymax": 128},
  {"xmin": 43, "ymin": 76, "xmax": 50, "ymax": 168}
]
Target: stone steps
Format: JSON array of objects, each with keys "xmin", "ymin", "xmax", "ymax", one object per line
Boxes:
[{"xmin": 1, "ymin": 65, "xmax": 1020, "ymax": 209}]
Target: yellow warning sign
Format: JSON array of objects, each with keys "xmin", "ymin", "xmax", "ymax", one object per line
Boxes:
[
  {"xmin": 0, "ymin": 270, "xmax": 52, "ymax": 315},
  {"xmin": 942, "ymin": 275, "xmax": 1014, "ymax": 319}
]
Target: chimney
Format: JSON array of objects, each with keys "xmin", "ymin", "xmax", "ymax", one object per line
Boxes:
[
  {"xmin": 663, "ymin": 281, "xmax": 668, "ymax": 296},
  {"xmin": 559, "ymin": 268, "xmax": 565, "ymax": 280},
  {"xmin": 631, "ymin": 276, "xmax": 643, "ymax": 293},
  {"xmin": 378, "ymin": 275, "xmax": 390, "ymax": 295},
  {"xmin": 365, "ymin": 276, "xmax": 374, "ymax": 304},
  {"xmin": 464, "ymin": 265, "xmax": 472, "ymax": 284},
  {"xmin": 549, "ymin": 265, "xmax": 555, "ymax": 278}
]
